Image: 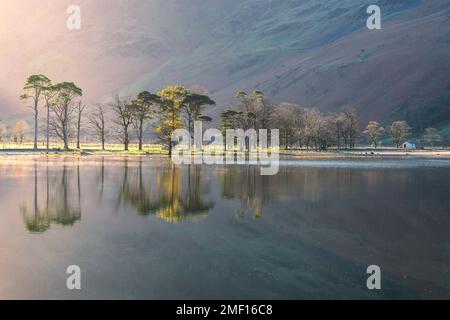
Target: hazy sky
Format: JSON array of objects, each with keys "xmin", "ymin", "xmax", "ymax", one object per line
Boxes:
[{"xmin": 0, "ymin": 0, "xmax": 167, "ymax": 118}]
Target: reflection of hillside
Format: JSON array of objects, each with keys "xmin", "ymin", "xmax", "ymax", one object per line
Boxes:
[
  {"xmin": 21, "ymin": 160, "xmax": 81, "ymax": 233},
  {"xmin": 221, "ymin": 165, "xmax": 450, "ymax": 297},
  {"xmin": 119, "ymin": 160, "xmax": 214, "ymax": 223},
  {"xmin": 221, "ymin": 166, "xmax": 270, "ymax": 218},
  {"xmin": 221, "ymin": 166, "xmax": 355, "ymax": 217},
  {"xmin": 292, "ymin": 169, "xmax": 450, "ymax": 297}
]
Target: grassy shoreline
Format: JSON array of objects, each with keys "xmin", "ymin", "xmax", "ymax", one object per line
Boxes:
[{"xmin": 1, "ymin": 147, "xmax": 449, "ymax": 159}]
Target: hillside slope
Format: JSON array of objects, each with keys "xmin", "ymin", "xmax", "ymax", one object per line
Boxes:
[{"xmin": 0, "ymin": 0, "xmax": 449, "ymax": 134}]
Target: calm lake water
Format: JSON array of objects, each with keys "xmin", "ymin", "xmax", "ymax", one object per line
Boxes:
[{"xmin": 0, "ymin": 156, "xmax": 449, "ymax": 299}]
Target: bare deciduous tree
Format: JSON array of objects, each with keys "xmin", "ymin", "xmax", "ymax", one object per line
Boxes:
[
  {"xmin": 423, "ymin": 127, "xmax": 442, "ymax": 148},
  {"xmin": 333, "ymin": 112, "xmax": 346, "ymax": 150},
  {"xmin": 88, "ymin": 104, "xmax": 109, "ymax": 150},
  {"xmin": 317, "ymin": 114, "xmax": 336, "ymax": 150},
  {"xmin": 75, "ymin": 101, "xmax": 86, "ymax": 149},
  {"xmin": 49, "ymin": 104, "xmax": 76, "ymax": 150},
  {"xmin": 364, "ymin": 121, "xmax": 384, "ymax": 148},
  {"xmin": 272, "ymin": 103, "xmax": 301, "ymax": 149},
  {"xmin": 389, "ymin": 121, "xmax": 411, "ymax": 148},
  {"xmin": 10, "ymin": 120, "xmax": 30, "ymax": 145},
  {"xmin": 303, "ymin": 108, "xmax": 322, "ymax": 150},
  {"xmin": 111, "ymin": 94, "xmax": 133, "ymax": 151},
  {"xmin": 0, "ymin": 121, "xmax": 6, "ymax": 142},
  {"xmin": 341, "ymin": 106, "xmax": 359, "ymax": 149}
]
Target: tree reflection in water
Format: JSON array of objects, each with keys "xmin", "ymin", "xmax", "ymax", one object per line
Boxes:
[
  {"xmin": 19, "ymin": 157, "xmax": 346, "ymax": 231},
  {"xmin": 220, "ymin": 165, "xmax": 355, "ymax": 220},
  {"xmin": 20, "ymin": 157, "xmax": 337, "ymax": 230},
  {"xmin": 118, "ymin": 158, "xmax": 214, "ymax": 223},
  {"xmin": 221, "ymin": 165, "xmax": 268, "ymax": 220},
  {"xmin": 21, "ymin": 158, "xmax": 82, "ymax": 233}
]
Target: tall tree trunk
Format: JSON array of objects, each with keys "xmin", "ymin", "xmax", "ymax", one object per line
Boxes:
[
  {"xmin": 64, "ymin": 128, "xmax": 69, "ymax": 150},
  {"xmin": 76, "ymin": 124, "xmax": 81, "ymax": 149},
  {"xmin": 76, "ymin": 108, "xmax": 82, "ymax": 149},
  {"xmin": 63, "ymin": 105, "xmax": 69, "ymax": 150},
  {"xmin": 138, "ymin": 119, "xmax": 143, "ymax": 151},
  {"xmin": 337, "ymin": 132, "xmax": 341, "ymax": 150},
  {"xmin": 168, "ymin": 140, "xmax": 173, "ymax": 158},
  {"xmin": 124, "ymin": 127, "xmax": 129, "ymax": 151},
  {"xmin": 46, "ymin": 107, "xmax": 50, "ymax": 152},
  {"xmin": 188, "ymin": 116, "xmax": 193, "ymax": 139},
  {"xmin": 34, "ymin": 162, "xmax": 38, "ymax": 218},
  {"xmin": 34, "ymin": 101, "xmax": 38, "ymax": 149},
  {"xmin": 101, "ymin": 117, "xmax": 105, "ymax": 150}
]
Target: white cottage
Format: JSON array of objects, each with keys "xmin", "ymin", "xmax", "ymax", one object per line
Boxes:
[{"xmin": 402, "ymin": 142, "xmax": 416, "ymax": 150}]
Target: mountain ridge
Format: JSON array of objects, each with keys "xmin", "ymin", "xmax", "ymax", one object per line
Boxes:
[{"xmin": 0, "ymin": 0, "xmax": 449, "ymax": 136}]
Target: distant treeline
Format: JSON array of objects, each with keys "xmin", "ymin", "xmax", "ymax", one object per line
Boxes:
[
  {"xmin": 220, "ymin": 91, "xmax": 444, "ymax": 150},
  {"xmin": 0, "ymin": 74, "xmax": 445, "ymax": 153}
]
